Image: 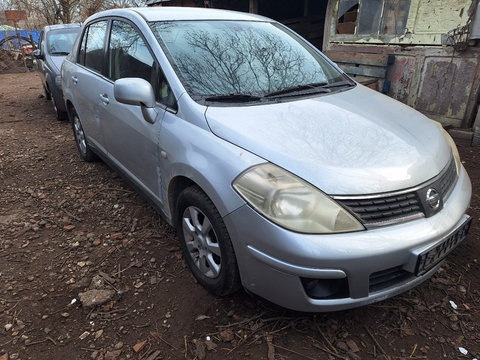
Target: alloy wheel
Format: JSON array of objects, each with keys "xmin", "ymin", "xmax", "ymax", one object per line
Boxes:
[
  {"xmin": 73, "ymin": 115, "xmax": 87, "ymax": 157},
  {"xmin": 182, "ymin": 206, "xmax": 222, "ymax": 278}
]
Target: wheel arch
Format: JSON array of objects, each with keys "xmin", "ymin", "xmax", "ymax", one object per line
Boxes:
[
  {"xmin": 65, "ymin": 99, "xmax": 75, "ymax": 120},
  {"xmin": 168, "ymin": 175, "xmax": 196, "ymax": 225},
  {"xmin": 167, "ymin": 174, "xmax": 234, "ymax": 229},
  {"xmin": 166, "ymin": 167, "xmax": 245, "ymax": 229}
]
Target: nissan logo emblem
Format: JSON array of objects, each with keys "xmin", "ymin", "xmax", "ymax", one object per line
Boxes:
[{"xmin": 426, "ymin": 188, "xmax": 441, "ymax": 209}]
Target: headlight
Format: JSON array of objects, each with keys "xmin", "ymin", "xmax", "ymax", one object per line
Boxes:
[
  {"xmin": 232, "ymin": 163, "xmax": 365, "ymax": 234},
  {"xmin": 435, "ymin": 122, "xmax": 461, "ymax": 175}
]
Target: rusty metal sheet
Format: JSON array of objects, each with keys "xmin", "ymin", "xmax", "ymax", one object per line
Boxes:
[
  {"xmin": 387, "ymin": 55, "xmax": 417, "ymax": 104},
  {"xmin": 416, "ymin": 57, "xmax": 477, "ymax": 124},
  {"xmin": 4, "ymin": 10, "xmax": 27, "ymax": 21}
]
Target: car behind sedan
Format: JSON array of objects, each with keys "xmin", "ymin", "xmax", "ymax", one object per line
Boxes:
[
  {"xmin": 33, "ymin": 23, "xmax": 80, "ymax": 121},
  {"xmin": 61, "ymin": 7, "xmax": 472, "ymax": 312}
]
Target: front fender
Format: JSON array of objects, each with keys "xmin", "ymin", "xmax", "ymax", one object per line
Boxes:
[{"xmin": 159, "ymin": 111, "xmax": 264, "ymax": 222}]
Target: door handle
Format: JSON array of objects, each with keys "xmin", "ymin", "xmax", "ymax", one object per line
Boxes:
[
  {"xmin": 72, "ymin": 76, "xmax": 78, "ymax": 84},
  {"xmin": 99, "ymin": 93, "xmax": 109, "ymax": 105}
]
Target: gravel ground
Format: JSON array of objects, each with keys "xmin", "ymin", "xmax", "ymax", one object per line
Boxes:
[{"xmin": 0, "ymin": 72, "xmax": 479, "ymax": 360}]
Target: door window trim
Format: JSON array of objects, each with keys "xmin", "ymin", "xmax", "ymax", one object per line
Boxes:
[
  {"xmin": 74, "ymin": 16, "xmax": 178, "ymax": 112},
  {"xmin": 105, "ymin": 16, "xmax": 177, "ymax": 111},
  {"xmin": 76, "ymin": 19, "xmax": 110, "ymax": 77}
]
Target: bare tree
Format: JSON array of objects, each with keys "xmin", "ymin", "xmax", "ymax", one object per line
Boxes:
[
  {"xmin": 78, "ymin": 0, "xmax": 145, "ymax": 21},
  {"xmin": 5, "ymin": 0, "xmax": 79, "ymax": 26},
  {"xmin": 3, "ymin": 0, "xmax": 144, "ymax": 28},
  {"xmin": 78, "ymin": 0, "xmax": 105, "ymax": 19},
  {"xmin": 0, "ymin": 0, "xmax": 13, "ymax": 10}
]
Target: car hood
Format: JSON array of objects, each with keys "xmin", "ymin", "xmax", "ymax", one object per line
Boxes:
[
  {"xmin": 204, "ymin": 85, "xmax": 451, "ymax": 195},
  {"xmin": 47, "ymin": 55, "xmax": 65, "ymax": 74}
]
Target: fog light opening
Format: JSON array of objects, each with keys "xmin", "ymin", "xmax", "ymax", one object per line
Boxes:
[{"xmin": 301, "ymin": 277, "xmax": 349, "ymax": 299}]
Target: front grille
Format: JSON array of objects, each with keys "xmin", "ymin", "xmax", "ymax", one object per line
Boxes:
[
  {"xmin": 337, "ymin": 192, "xmax": 422, "ymax": 225},
  {"xmin": 438, "ymin": 157, "xmax": 457, "ymax": 201},
  {"xmin": 335, "ymin": 155, "xmax": 458, "ymax": 227},
  {"xmin": 369, "ymin": 266, "xmax": 412, "ymax": 293}
]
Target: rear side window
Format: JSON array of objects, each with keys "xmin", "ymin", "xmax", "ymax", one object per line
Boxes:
[{"xmin": 83, "ymin": 21, "xmax": 108, "ymax": 73}]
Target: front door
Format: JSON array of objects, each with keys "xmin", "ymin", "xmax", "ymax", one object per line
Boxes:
[{"xmin": 99, "ymin": 19, "xmax": 167, "ymax": 199}]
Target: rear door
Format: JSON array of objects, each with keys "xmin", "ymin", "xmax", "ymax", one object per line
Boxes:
[{"xmin": 69, "ymin": 20, "xmax": 109, "ymax": 153}]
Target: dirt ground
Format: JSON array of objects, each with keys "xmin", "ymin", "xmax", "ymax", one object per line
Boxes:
[{"xmin": 0, "ymin": 72, "xmax": 479, "ymax": 360}]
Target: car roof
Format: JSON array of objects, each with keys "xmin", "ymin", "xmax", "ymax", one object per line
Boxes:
[
  {"xmin": 90, "ymin": 6, "xmax": 271, "ymax": 23},
  {"xmin": 44, "ymin": 23, "xmax": 82, "ymax": 32}
]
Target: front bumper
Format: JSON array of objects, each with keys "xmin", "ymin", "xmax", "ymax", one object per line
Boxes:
[{"xmin": 223, "ymin": 166, "xmax": 472, "ymax": 312}]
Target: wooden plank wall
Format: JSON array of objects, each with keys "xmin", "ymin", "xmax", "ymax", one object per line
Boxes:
[{"xmin": 282, "ymin": 16, "xmax": 325, "ymax": 49}]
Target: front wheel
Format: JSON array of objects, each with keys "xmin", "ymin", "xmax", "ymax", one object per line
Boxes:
[
  {"xmin": 43, "ymin": 85, "xmax": 51, "ymax": 100},
  {"xmin": 71, "ymin": 109, "xmax": 97, "ymax": 162},
  {"xmin": 176, "ymin": 186, "xmax": 241, "ymax": 296}
]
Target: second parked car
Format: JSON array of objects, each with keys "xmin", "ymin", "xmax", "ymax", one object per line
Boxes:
[{"xmin": 33, "ymin": 23, "xmax": 81, "ymax": 120}]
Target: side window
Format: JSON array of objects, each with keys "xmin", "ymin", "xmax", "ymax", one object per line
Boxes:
[
  {"xmin": 108, "ymin": 20, "xmax": 175, "ymax": 108},
  {"xmin": 336, "ymin": 0, "xmax": 411, "ymax": 36},
  {"xmin": 84, "ymin": 21, "xmax": 108, "ymax": 74}
]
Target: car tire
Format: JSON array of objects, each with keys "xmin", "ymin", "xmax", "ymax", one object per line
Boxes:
[
  {"xmin": 52, "ymin": 96, "xmax": 66, "ymax": 121},
  {"xmin": 44, "ymin": 85, "xmax": 51, "ymax": 100},
  {"xmin": 71, "ymin": 109, "xmax": 97, "ymax": 162},
  {"xmin": 176, "ymin": 186, "xmax": 241, "ymax": 296}
]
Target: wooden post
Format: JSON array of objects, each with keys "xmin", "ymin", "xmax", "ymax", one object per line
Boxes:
[
  {"xmin": 249, "ymin": 0, "xmax": 258, "ymax": 14},
  {"xmin": 14, "ymin": 20, "xmax": 28, "ymax": 71},
  {"xmin": 29, "ymin": 34, "xmax": 36, "ymax": 50}
]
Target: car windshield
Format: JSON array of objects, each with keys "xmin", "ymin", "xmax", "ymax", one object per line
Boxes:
[
  {"xmin": 150, "ymin": 21, "xmax": 346, "ymax": 99},
  {"xmin": 47, "ymin": 29, "xmax": 79, "ymax": 55}
]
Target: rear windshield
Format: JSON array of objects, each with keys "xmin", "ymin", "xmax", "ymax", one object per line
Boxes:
[
  {"xmin": 150, "ymin": 21, "xmax": 344, "ymax": 99},
  {"xmin": 47, "ymin": 28, "xmax": 79, "ymax": 55}
]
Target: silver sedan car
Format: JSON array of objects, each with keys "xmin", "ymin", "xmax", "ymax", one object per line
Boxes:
[
  {"xmin": 62, "ymin": 7, "xmax": 472, "ymax": 311},
  {"xmin": 33, "ymin": 23, "xmax": 81, "ymax": 121}
]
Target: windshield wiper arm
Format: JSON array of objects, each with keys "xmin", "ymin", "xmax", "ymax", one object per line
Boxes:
[
  {"xmin": 51, "ymin": 51, "xmax": 70, "ymax": 55},
  {"xmin": 322, "ymin": 80, "xmax": 356, "ymax": 89},
  {"xmin": 204, "ymin": 94, "xmax": 262, "ymax": 102},
  {"xmin": 265, "ymin": 82, "xmax": 330, "ymax": 98}
]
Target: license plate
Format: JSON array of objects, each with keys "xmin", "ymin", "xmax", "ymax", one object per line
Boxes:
[{"xmin": 415, "ymin": 216, "xmax": 472, "ymax": 275}]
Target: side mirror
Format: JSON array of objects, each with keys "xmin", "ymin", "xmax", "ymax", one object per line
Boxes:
[
  {"xmin": 114, "ymin": 78, "xmax": 156, "ymax": 108},
  {"xmin": 114, "ymin": 78, "xmax": 158, "ymax": 123},
  {"xmin": 32, "ymin": 49, "xmax": 43, "ymax": 60}
]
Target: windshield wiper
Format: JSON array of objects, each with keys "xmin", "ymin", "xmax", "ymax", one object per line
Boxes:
[
  {"xmin": 51, "ymin": 51, "xmax": 70, "ymax": 55},
  {"xmin": 264, "ymin": 82, "xmax": 330, "ymax": 98},
  {"xmin": 322, "ymin": 80, "xmax": 356, "ymax": 89},
  {"xmin": 204, "ymin": 94, "xmax": 262, "ymax": 102}
]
